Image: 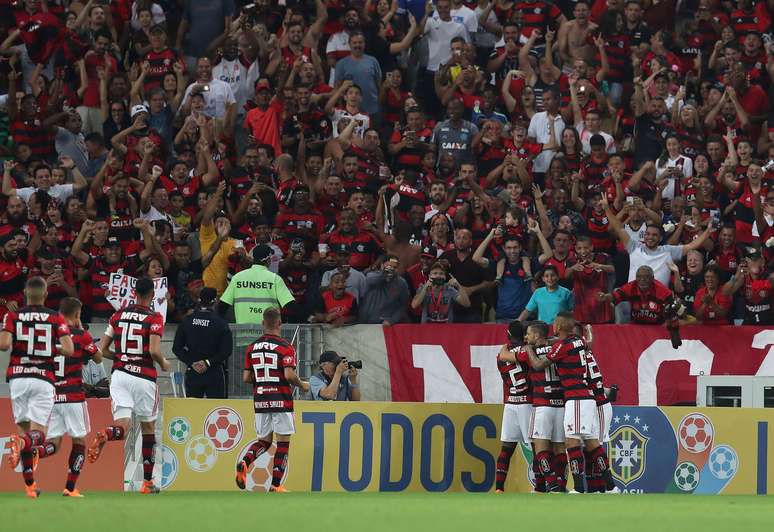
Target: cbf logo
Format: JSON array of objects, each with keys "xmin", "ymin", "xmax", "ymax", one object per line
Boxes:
[
  {"xmin": 609, "ymin": 424, "xmax": 648, "ymax": 486},
  {"xmin": 606, "ymin": 408, "xmax": 678, "ymax": 493}
]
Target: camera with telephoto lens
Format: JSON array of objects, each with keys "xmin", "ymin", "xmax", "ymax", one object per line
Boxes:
[{"xmin": 664, "ymin": 298, "xmax": 686, "ymax": 349}]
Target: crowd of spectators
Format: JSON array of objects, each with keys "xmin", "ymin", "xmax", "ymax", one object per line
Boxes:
[{"xmin": 1, "ymin": 0, "xmax": 774, "ymax": 328}]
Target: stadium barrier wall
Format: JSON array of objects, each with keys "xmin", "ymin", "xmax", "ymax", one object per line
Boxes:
[
  {"xmin": 382, "ymin": 324, "xmax": 774, "ymax": 406},
  {"xmin": 159, "ymin": 399, "xmax": 773, "ymax": 494},
  {"xmin": 0, "ymin": 398, "xmax": 124, "ymax": 491}
]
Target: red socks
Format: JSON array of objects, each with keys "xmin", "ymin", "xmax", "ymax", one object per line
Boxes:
[
  {"xmin": 536, "ymin": 450, "xmax": 557, "ymax": 490},
  {"xmin": 553, "ymin": 450, "xmax": 569, "ymax": 491},
  {"xmin": 141, "ymin": 434, "xmax": 155, "ymax": 482},
  {"xmin": 271, "ymin": 441, "xmax": 289, "ymax": 487},
  {"xmin": 32, "ymin": 441, "xmax": 57, "ymax": 458},
  {"xmin": 242, "ymin": 439, "xmax": 271, "ymax": 467},
  {"xmin": 66, "ymin": 444, "xmax": 86, "ymax": 491},
  {"xmin": 495, "ymin": 445, "xmax": 516, "ymax": 490},
  {"xmin": 21, "ymin": 430, "xmax": 45, "ymax": 450}
]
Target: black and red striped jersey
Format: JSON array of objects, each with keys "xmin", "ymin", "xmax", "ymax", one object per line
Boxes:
[
  {"xmin": 529, "ymin": 344, "xmax": 564, "ymax": 407},
  {"xmin": 244, "ymin": 333, "xmax": 297, "ymax": 413},
  {"xmin": 498, "ymin": 344, "xmax": 531, "ymax": 404},
  {"xmin": 547, "ymin": 335, "xmax": 595, "ymax": 401},
  {"xmin": 54, "ymin": 327, "xmax": 98, "ymax": 403},
  {"xmin": 107, "ymin": 304, "xmax": 164, "ymax": 382},
  {"xmin": 582, "ymin": 346, "xmax": 607, "ymax": 406},
  {"xmin": 3, "ymin": 306, "xmax": 71, "ymax": 384}
]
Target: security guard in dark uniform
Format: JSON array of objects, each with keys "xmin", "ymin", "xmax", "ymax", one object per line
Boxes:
[{"xmin": 173, "ymin": 287, "xmax": 233, "ymax": 398}]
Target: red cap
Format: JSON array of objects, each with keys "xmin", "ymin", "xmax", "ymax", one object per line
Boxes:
[{"xmin": 255, "ymin": 79, "xmax": 271, "ymax": 92}]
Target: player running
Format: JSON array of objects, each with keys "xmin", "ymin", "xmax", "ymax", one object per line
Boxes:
[
  {"xmin": 525, "ymin": 312, "xmax": 614, "ymax": 493},
  {"xmin": 524, "ymin": 321, "xmax": 566, "ymax": 492},
  {"xmin": 30, "ymin": 298, "xmax": 102, "ymax": 497},
  {"xmin": 1, "ymin": 277, "xmax": 74, "ymax": 498},
  {"xmin": 494, "ymin": 321, "xmax": 533, "ymax": 493},
  {"xmin": 236, "ymin": 307, "xmax": 309, "ymax": 493},
  {"xmin": 87, "ymin": 278, "xmax": 171, "ymax": 495}
]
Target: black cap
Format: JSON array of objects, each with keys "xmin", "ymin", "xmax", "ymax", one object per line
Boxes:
[
  {"xmin": 319, "ymin": 351, "xmax": 340, "ymax": 364},
  {"xmin": 106, "ymin": 236, "xmax": 122, "ymax": 248},
  {"xmin": 744, "ymin": 246, "xmax": 763, "ymax": 259},
  {"xmin": 199, "ymin": 287, "xmax": 217, "ymax": 306},
  {"xmin": 252, "ymin": 244, "xmax": 273, "ymax": 263}
]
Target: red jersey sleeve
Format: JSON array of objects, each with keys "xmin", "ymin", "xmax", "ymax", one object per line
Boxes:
[
  {"xmin": 653, "ymin": 280, "xmax": 674, "ymax": 302},
  {"xmin": 515, "ymin": 347, "xmax": 529, "ymax": 363},
  {"xmin": 148, "ymin": 313, "xmax": 164, "ymax": 336},
  {"xmin": 243, "ymin": 344, "xmax": 253, "ymax": 373},
  {"xmin": 280, "ymin": 345, "xmax": 297, "ymax": 369},
  {"xmin": 612, "ymin": 281, "xmax": 636, "ymax": 304},
  {"xmin": 546, "ymin": 339, "xmax": 567, "ymax": 362},
  {"xmin": 2, "ymin": 311, "xmax": 16, "ymax": 334},
  {"xmin": 82, "ymin": 330, "xmax": 99, "ymax": 356},
  {"xmin": 54, "ymin": 314, "xmax": 71, "ymax": 339}
]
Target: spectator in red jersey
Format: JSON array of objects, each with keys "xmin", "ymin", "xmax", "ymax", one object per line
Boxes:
[
  {"xmin": 694, "ymin": 264, "xmax": 733, "ymax": 324},
  {"xmin": 598, "ymin": 265, "xmax": 678, "ymax": 325},
  {"xmin": 723, "ymin": 246, "xmax": 774, "ymax": 325},
  {"xmin": 0, "ymin": 231, "xmax": 27, "ymax": 317},
  {"xmin": 322, "ymin": 208, "xmax": 381, "ymax": 270},
  {"xmin": 565, "ymin": 235, "xmax": 614, "ymax": 324},
  {"xmin": 311, "ymin": 270, "xmax": 359, "ymax": 326},
  {"xmin": 29, "ymin": 247, "xmax": 77, "ymax": 309}
]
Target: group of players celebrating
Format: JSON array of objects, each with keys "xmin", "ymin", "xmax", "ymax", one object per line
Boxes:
[
  {"xmin": 3, "ymin": 276, "xmax": 171, "ymax": 497},
  {"xmin": 4, "ymin": 276, "xmax": 612, "ymax": 496},
  {"xmin": 496, "ymin": 313, "xmax": 619, "ymax": 494}
]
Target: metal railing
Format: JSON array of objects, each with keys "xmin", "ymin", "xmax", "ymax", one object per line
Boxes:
[{"xmin": 226, "ymin": 323, "xmax": 326, "ymax": 398}]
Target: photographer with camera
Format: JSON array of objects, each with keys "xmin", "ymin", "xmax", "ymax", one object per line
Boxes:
[
  {"xmin": 411, "ymin": 261, "xmax": 470, "ymax": 323},
  {"xmin": 309, "ymin": 351, "xmax": 361, "ymax": 401}
]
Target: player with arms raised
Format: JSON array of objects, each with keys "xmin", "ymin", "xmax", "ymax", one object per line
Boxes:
[
  {"xmin": 493, "ymin": 321, "xmax": 533, "ymax": 493},
  {"xmin": 525, "ymin": 321, "xmax": 566, "ymax": 492},
  {"xmin": 1, "ymin": 277, "xmax": 74, "ymax": 498},
  {"xmin": 88, "ymin": 278, "xmax": 171, "ymax": 494},
  {"xmin": 31, "ymin": 298, "xmax": 102, "ymax": 497},
  {"xmin": 236, "ymin": 307, "xmax": 309, "ymax": 493},
  {"xmin": 526, "ymin": 312, "xmax": 613, "ymax": 493}
]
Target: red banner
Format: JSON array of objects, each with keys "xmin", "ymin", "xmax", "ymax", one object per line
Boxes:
[
  {"xmin": 1, "ymin": 398, "xmax": 124, "ymax": 491},
  {"xmin": 383, "ymin": 324, "xmax": 774, "ymax": 406}
]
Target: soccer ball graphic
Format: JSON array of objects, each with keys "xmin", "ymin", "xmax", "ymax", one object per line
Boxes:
[
  {"xmin": 185, "ymin": 435, "xmax": 218, "ymax": 472},
  {"xmin": 168, "ymin": 416, "xmax": 191, "ymax": 444},
  {"xmin": 204, "ymin": 408, "xmax": 244, "ymax": 451},
  {"xmin": 678, "ymin": 414, "xmax": 714, "ymax": 453},
  {"xmin": 709, "ymin": 445, "xmax": 739, "ymax": 480},
  {"xmin": 235, "ymin": 440, "xmax": 285, "ymax": 492},
  {"xmin": 674, "ymin": 462, "xmax": 700, "ymax": 492},
  {"xmin": 158, "ymin": 444, "xmax": 178, "ymax": 489}
]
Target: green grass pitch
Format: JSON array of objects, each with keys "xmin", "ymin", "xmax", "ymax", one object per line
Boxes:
[{"xmin": 2, "ymin": 492, "xmax": 774, "ymax": 531}]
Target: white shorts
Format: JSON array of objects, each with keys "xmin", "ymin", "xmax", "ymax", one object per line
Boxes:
[
  {"xmin": 110, "ymin": 370, "xmax": 159, "ymax": 422},
  {"xmin": 564, "ymin": 399, "xmax": 600, "ymax": 440},
  {"xmin": 501, "ymin": 403, "xmax": 534, "ymax": 443},
  {"xmin": 598, "ymin": 402, "xmax": 613, "ymax": 443},
  {"xmin": 255, "ymin": 412, "xmax": 295, "ymax": 438},
  {"xmin": 530, "ymin": 406, "xmax": 564, "ymax": 443},
  {"xmin": 9, "ymin": 378, "xmax": 55, "ymax": 426},
  {"xmin": 48, "ymin": 402, "xmax": 91, "ymax": 439}
]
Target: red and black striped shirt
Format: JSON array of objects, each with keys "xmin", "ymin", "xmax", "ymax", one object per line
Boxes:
[
  {"xmin": 547, "ymin": 335, "xmax": 595, "ymax": 401},
  {"xmin": 4, "ymin": 305, "xmax": 71, "ymax": 384},
  {"xmin": 244, "ymin": 333, "xmax": 297, "ymax": 413},
  {"xmin": 107, "ymin": 304, "xmax": 164, "ymax": 382},
  {"xmin": 529, "ymin": 343, "xmax": 564, "ymax": 407},
  {"xmin": 54, "ymin": 327, "xmax": 98, "ymax": 403},
  {"xmin": 499, "ymin": 344, "xmax": 531, "ymax": 404}
]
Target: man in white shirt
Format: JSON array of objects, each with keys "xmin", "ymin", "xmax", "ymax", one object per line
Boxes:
[
  {"xmin": 211, "ymin": 38, "xmax": 260, "ymax": 123},
  {"xmin": 434, "ymin": 0, "xmax": 477, "ymax": 42},
  {"xmin": 3, "ymin": 160, "xmax": 87, "ymax": 204},
  {"xmin": 527, "ymin": 88, "xmax": 565, "ymax": 181},
  {"xmin": 181, "ymin": 57, "xmax": 236, "ymax": 121},
  {"xmin": 421, "ymin": 0, "xmax": 470, "ymax": 73}
]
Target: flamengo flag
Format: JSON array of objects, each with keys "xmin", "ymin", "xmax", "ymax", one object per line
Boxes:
[{"xmin": 106, "ymin": 273, "xmax": 168, "ymax": 323}]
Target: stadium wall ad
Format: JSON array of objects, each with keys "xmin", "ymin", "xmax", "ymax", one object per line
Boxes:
[
  {"xmin": 381, "ymin": 324, "xmax": 774, "ymax": 405},
  {"xmin": 0, "ymin": 398, "xmax": 124, "ymax": 491},
  {"xmin": 160, "ymin": 399, "xmax": 773, "ymax": 495}
]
